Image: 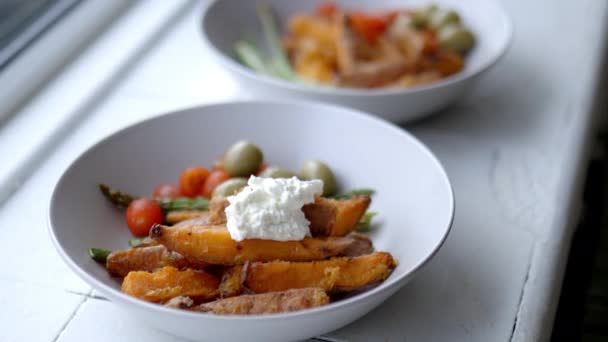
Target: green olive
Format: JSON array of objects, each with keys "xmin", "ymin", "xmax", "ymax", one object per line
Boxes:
[
  {"xmin": 299, "ymin": 160, "xmax": 336, "ymax": 196},
  {"xmin": 430, "ymin": 10, "xmax": 461, "ymax": 29},
  {"xmin": 438, "ymin": 25, "xmax": 476, "ymax": 55},
  {"xmin": 411, "ymin": 4, "xmax": 439, "ymax": 28},
  {"xmin": 212, "ymin": 178, "xmax": 248, "ymax": 198},
  {"xmin": 223, "ymin": 141, "xmax": 263, "ymax": 177},
  {"xmin": 258, "ymin": 166, "xmax": 296, "ymax": 179}
]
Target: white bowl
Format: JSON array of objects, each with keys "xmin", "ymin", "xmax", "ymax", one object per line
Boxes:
[
  {"xmin": 201, "ymin": 0, "xmax": 512, "ymax": 123},
  {"xmin": 49, "ymin": 101, "xmax": 454, "ymax": 342}
]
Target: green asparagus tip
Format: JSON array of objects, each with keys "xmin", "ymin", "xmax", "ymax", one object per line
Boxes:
[
  {"xmin": 89, "ymin": 248, "xmax": 111, "ymax": 263},
  {"xmin": 331, "ymin": 188, "xmax": 375, "ymax": 199},
  {"xmin": 357, "ymin": 211, "xmax": 378, "ymax": 232}
]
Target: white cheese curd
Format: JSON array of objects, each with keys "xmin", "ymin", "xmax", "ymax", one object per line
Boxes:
[{"xmin": 225, "ymin": 175, "xmax": 323, "ymax": 241}]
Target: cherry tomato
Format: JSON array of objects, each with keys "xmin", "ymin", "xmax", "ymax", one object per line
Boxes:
[
  {"xmin": 179, "ymin": 167, "xmax": 210, "ymax": 197},
  {"xmin": 126, "ymin": 198, "xmax": 164, "ymax": 237},
  {"xmin": 348, "ymin": 12, "xmax": 389, "ymax": 43},
  {"xmin": 202, "ymin": 169, "xmax": 231, "ymax": 198},
  {"xmin": 317, "ymin": 2, "xmax": 337, "ymax": 17},
  {"xmin": 153, "ymin": 184, "xmax": 182, "ymax": 198}
]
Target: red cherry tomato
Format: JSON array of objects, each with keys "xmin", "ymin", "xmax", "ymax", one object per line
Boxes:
[
  {"xmin": 202, "ymin": 169, "xmax": 231, "ymax": 198},
  {"xmin": 348, "ymin": 12, "xmax": 389, "ymax": 43},
  {"xmin": 153, "ymin": 184, "xmax": 182, "ymax": 198},
  {"xmin": 126, "ymin": 198, "xmax": 164, "ymax": 237},
  {"xmin": 179, "ymin": 167, "xmax": 210, "ymax": 197},
  {"xmin": 317, "ymin": 2, "xmax": 337, "ymax": 17}
]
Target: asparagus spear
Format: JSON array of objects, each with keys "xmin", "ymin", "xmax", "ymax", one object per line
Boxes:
[
  {"xmin": 99, "ymin": 184, "xmax": 210, "ymax": 212},
  {"xmin": 89, "ymin": 248, "xmax": 111, "ymax": 263},
  {"xmin": 99, "ymin": 183, "xmax": 135, "ymax": 208},
  {"xmin": 256, "ymin": 3, "xmax": 296, "ymax": 80},
  {"xmin": 357, "ymin": 211, "xmax": 377, "ymax": 232},
  {"xmin": 234, "ymin": 40, "xmax": 271, "ymax": 75},
  {"xmin": 156, "ymin": 196, "xmax": 209, "ymax": 212},
  {"xmin": 331, "ymin": 188, "xmax": 376, "ymax": 199}
]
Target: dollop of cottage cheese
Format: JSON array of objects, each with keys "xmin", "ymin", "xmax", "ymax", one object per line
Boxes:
[{"xmin": 225, "ymin": 176, "xmax": 323, "ymax": 241}]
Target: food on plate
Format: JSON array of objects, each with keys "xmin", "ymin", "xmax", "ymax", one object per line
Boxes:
[
  {"xmin": 106, "ymin": 245, "xmax": 190, "ymax": 277},
  {"xmin": 205, "ymin": 193, "xmax": 372, "ymax": 237},
  {"xmin": 194, "ymin": 288, "xmax": 330, "ymax": 315},
  {"xmin": 165, "ymin": 210, "xmax": 212, "ymax": 225},
  {"xmin": 242, "ymin": 252, "xmax": 396, "ymax": 293},
  {"xmin": 121, "ymin": 266, "xmax": 219, "ymax": 303},
  {"xmin": 234, "ymin": 3, "xmax": 476, "ymax": 89},
  {"xmin": 90, "ymin": 140, "xmax": 392, "ymax": 315},
  {"xmin": 149, "ymin": 224, "xmax": 363, "ymax": 265},
  {"xmin": 303, "ymin": 195, "xmax": 371, "ymax": 236}
]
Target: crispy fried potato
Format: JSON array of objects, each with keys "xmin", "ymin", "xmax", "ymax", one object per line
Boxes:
[
  {"xmin": 303, "ymin": 196, "xmax": 371, "ymax": 236},
  {"xmin": 209, "ymin": 196, "xmax": 230, "ymax": 224},
  {"xmin": 194, "ymin": 288, "xmax": 329, "ymax": 315},
  {"xmin": 150, "ymin": 225, "xmax": 360, "ymax": 265},
  {"xmin": 164, "ymin": 296, "xmax": 194, "ymax": 309},
  {"xmin": 166, "ymin": 211, "xmax": 211, "ymax": 225},
  {"xmin": 121, "ymin": 266, "xmax": 219, "ymax": 303},
  {"xmin": 341, "ymin": 233, "xmax": 374, "ymax": 257},
  {"xmin": 207, "ymin": 196, "xmax": 370, "ymax": 237},
  {"xmin": 219, "ymin": 265, "xmax": 245, "ymax": 298},
  {"xmin": 106, "ymin": 245, "xmax": 193, "ymax": 277},
  {"xmin": 244, "ymin": 252, "xmax": 396, "ymax": 293}
]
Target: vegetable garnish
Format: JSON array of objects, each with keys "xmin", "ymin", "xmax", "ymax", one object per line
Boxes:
[
  {"xmin": 99, "ymin": 184, "xmax": 209, "ymax": 212},
  {"xmin": 235, "ymin": 3, "xmax": 476, "ymax": 88},
  {"xmin": 357, "ymin": 211, "xmax": 377, "ymax": 232},
  {"xmin": 89, "ymin": 248, "xmax": 111, "ymax": 263},
  {"xmin": 128, "ymin": 237, "xmax": 146, "ymax": 248},
  {"xmin": 257, "ymin": 3, "xmax": 296, "ymax": 80},
  {"xmin": 99, "ymin": 183, "xmax": 135, "ymax": 208},
  {"xmin": 331, "ymin": 188, "xmax": 375, "ymax": 199}
]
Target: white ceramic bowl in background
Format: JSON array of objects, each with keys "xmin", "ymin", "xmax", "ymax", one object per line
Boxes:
[
  {"xmin": 201, "ymin": 0, "xmax": 512, "ymax": 123},
  {"xmin": 49, "ymin": 101, "xmax": 454, "ymax": 342}
]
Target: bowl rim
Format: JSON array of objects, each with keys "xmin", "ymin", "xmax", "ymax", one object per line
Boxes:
[
  {"xmin": 48, "ymin": 100, "xmax": 455, "ymax": 321},
  {"xmin": 200, "ymin": 0, "xmax": 513, "ymax": 97}
]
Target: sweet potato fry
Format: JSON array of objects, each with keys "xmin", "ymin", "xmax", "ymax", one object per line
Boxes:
[
  {"xmin": 166, "ymin": 211, "xmax": 211, "ymax": 225},
  {"xmin": 207, "ymin": 195, "xmax": 371, "ymax": 237},
  {"xmin": 303, "ymin": 196, "xmax": 371, "ymax": 236},
  {"xmin": 150, "ymin": 224, "xmax": 360, "ymax": 265},
  {"xmin": 244, "ymin": 252, "xmax": 396, "ymax": 293},
  {"xmin": 164, "ymin": 296, "xmax": 194, "ymax": 309},
  {"xmin": 121, "ymin": 266, "xmax": 219, "ymax": 303},
  {"xmin": 219, "ymin": 265, "xmax": 246, "ymax": 298},
  {"xmin": 341, "ymin": 232, "xmax": 373, "ymax": 257},
  {"xmin": 194, "ymin": 288, "xmax": 329, "ymax": 315},
  {"xmin": 106, "ymin": 245, "xmax": 193, "ymax": 277}
]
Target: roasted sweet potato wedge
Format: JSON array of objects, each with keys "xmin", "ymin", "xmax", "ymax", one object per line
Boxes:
[
  {"xmin": 150, "ymin": 224, "xmax": 361, "ymax": 265},
  {"xmin": 219, "ymin": 265, "xmax": 246, "ymax": 298},
  {"xmin": 106, "ymin": 245, "xmax": 192, "ymax": 277},
  {"xmin": 121, "ymin": 266, "xmax": 219, "ymax": 303},
  {"xmin": 194, "ymin": 288, "xmax": 329, "ymax": 315},
  {"xmin": 205, "ymin": 196, "xmax": 371, "ymax": 237},
  {"xmin": 166, "ymin": 211, "xmax": 211, "ymax": 225},
  {"xmin": 244, "ymin": 252, "xmax": 396, "ymax": 293},
  {"xmin": 303, "ymin": 196, "xmax": 371, "ymax": 236}
]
